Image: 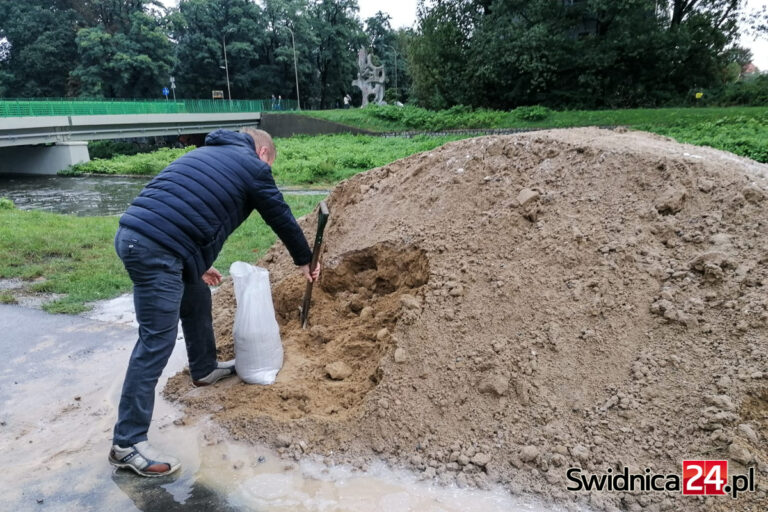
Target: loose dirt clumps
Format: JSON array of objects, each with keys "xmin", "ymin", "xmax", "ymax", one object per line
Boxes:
[
  {"xmin": 165, "ymin": 128, "xmax": 768, "ymax": 511},
  {"xmin": 167, "ymin": 243, "xmax": 429, "ymax": 422}
]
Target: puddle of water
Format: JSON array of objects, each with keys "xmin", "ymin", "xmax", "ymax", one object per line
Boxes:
[
  {"xmin": 279, "ymin": 188, "xmax": 330, "ymax": 196},
  {"xmin": 0, "ymin": 278, "xmax": 25, "ymax": 291},
  {"xmin": 86, "ymin": 293, "xmax": 138, "ymax": 326},
  {"xmin": 0, "ymin": 299, "xmax": 571, "ymax": 512}
]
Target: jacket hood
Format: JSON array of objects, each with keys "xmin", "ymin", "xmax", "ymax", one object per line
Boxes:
[{"xmin": 204, "ymin": 129, "xmax": 256, "ymax": 152}]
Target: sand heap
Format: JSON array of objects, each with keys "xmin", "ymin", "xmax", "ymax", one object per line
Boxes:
[{"xmin": 166, "ymin": 128, "xmax": 768, "ymax": 512}]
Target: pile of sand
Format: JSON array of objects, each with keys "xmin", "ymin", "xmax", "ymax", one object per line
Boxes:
[{"xmin": 166, "ymin": 128, "xmax": 768, "ymax": 511}]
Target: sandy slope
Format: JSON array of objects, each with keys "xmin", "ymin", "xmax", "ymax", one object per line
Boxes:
[{"xmin": 166, "ymin": 128, "xmax": 768, "ymax": 511}]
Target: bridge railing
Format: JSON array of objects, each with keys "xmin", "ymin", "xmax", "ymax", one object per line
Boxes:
[{"xmin": 0, "ymin": 98, "xmax": 297, "ymax": 117}]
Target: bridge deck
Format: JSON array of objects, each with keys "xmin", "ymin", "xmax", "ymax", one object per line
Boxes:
[{"xmin": 0, "ymin": 112, "xmax": 262, "ymax": 147}]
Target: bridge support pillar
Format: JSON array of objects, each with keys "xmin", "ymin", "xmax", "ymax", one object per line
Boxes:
[{"xmin": 0, "ymin": 141, "xmax": 90, "ymax": 175}]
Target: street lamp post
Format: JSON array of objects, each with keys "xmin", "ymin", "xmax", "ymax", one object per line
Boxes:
[
  {"xmin": 281, "ymin": 25, "xmax": 301, "ymax": 111},
  {"xmin": 380, "ymin": 43, "xmax": 398, "ymax": 102},
  {"xmin": 221, "ymin": 35, "xmax": 232, "ymax": 104}
]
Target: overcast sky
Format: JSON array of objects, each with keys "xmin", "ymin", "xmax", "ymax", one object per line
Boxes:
[{"xmin": 741, "ymin": 0, "xmax": 768, "ymax": 69}]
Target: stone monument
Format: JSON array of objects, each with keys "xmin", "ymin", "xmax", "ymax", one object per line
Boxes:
[{"xmin": 352, "ymin": 48, "xmax": 386, "ymax": 107}]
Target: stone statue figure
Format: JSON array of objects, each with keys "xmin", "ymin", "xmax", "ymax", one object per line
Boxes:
[{"xmin": 352, "ymin": 48, "xmax": 386, "ymax": 107}]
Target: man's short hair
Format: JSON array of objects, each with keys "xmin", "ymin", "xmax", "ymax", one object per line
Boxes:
[{"xmin": 240, "ymin": 127, "xmax": 276, "ymax": 162}]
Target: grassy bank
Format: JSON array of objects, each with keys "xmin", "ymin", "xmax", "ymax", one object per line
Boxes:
[
  {"xmin": 63, "ymin": 134, "xmax": 466, "ymax": 184},
  {"xmin": 637, "ymin": 115, "xmax": 768, "ymax": 163},
  {"xmin": 274, "ymin": 134, "xmax": 465, "ymax": 183},
  {"xmin": 0, "ymin": 195, "xmax": 323, "ymax": 314},
  {"xmin": 306, "ymin": 105, "xmax": 768, "ymax": 163},
  {"xmin": 305, "ymin": 105, "xmax": 768, "ymax": 132},
  {"xmin": 64, "ymin": 107, "xmax": 768, "ymax": 179}
]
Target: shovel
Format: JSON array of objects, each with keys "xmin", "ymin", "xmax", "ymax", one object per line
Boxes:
[{"xmin": 300, "ymin": 201, "xmax": 329, "ymax": 329}]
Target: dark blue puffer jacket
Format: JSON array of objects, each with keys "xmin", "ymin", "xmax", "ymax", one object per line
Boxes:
[{"xmin": 119, "ymin": 129, "xmax": 312, "ymax": 282}]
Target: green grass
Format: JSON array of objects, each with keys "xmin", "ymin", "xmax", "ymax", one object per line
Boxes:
[
  {"xmin": 305, "ymin": 105, "xmax": 768, "ymax": 163},
  {"xmin": 0, "ymin": 210, "xmax": 128, "ymax": 313},
  {"xmin": 637, "ymin": 115, "xmax": 768, "ymax": 164},
  {"xmin": 0, "ymin": 195, "xmax": 324, "ymax": 314},
  {"xmin": 272, "ymin": 134, "xmax": 467, "ymax": 184},
  {"xmin": 62, "ymin": 134, "xmax": 468, "ymax": 185},
  {"xmin": 301, "ymin": 108, "xmax": 409, "ymax": 132},
  {"xmin": 306, "ymin": 105, "xmax": 768, "ymax": 131},
  {"xmin": 0, "ymin": 292, "xmax": 18, "ymax": 304}
]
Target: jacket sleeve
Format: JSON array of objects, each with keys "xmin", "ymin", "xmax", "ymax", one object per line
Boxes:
[{"xmin": 249, "ymin": 169, "xmax": 312, "ymax": 266}]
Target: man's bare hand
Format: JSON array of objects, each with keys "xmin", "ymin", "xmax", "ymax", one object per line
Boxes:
[
  {"xmin": 300, "ymin": 263, "xmax": 321, "ymax": 283},
  {"xmin": 202, "ymin": 267, "xmax": 222, "ymax": 286}
]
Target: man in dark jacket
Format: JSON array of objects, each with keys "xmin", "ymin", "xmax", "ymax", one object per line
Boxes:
[{"xmin": 108, "ymin": 128, "xmax": 318, "ymax": 477}]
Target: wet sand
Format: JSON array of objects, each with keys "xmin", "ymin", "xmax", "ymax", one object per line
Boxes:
[{"xmin": 0, "ymin": 302, "xmax": 561, "ymax": 511}]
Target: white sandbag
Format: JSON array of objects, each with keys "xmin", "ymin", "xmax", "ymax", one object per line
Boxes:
[{"xmin": 230, "ymin": 261, "xmax": 283, "ymax": 384}]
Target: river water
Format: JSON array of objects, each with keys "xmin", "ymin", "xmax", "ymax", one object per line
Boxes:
[{"xmin": 0, "ymin": 175, "xmax": 328, "ymax": 216}]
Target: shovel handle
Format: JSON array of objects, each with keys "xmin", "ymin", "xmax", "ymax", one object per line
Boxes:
[{"xmin": 300, "ymin": 201, "xmax": 329, "ymax": 328}]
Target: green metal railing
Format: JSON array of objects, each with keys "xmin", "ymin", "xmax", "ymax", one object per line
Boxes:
[{"xmin": 0, "ymin": 98, "xmax": 298, "ymax": 117}]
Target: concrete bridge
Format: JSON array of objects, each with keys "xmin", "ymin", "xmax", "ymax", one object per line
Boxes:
[
  {"xmin": 0, "ymin": 98, "xmax": 369, "ymax": 175},
  {"xmin": 0, "ymin": 112, "xmax": 263, "ymax": 175}
]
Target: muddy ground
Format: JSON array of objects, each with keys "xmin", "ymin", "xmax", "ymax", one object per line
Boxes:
[{"xmin": 166, "ymin": 128, "xmax": 768, "ymax": 512}]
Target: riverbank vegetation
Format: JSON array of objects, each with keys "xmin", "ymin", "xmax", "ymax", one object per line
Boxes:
[
  {"xmin": 307, "ymin": 106, "xmax": 768, "ymax": 164},
  {"xmin": 64, "ymin": 107, "xmax": 768, "ymax": 181},
  {"xmin": 0, "ymin": 195, "xmax": 322, "ymax": 314},
  {"xmin": 308, "ymin": 105, "xmax": 768, "ymax": 132},
  {"xmin": 63, "ymin": 134, "xmax": 467, "ymax": 184}
]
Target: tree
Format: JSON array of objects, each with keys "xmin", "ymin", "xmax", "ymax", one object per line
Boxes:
[
  {"xmin": 407, "ymin": 0, "xmax": 479, "ymax": 109},
  {"xmin": 70, "ymin": 1, "xmax": 174, "ymax": 97},
  {"xmin": 170, "ymin": 0, "xmax": 268, "ymax": 100},
  {"xmin": 262, "ymin": 0, "xmax": 317, "ymax": 104},
  {"xmin": 307, "ymin": 0, "xmax": 366, "ymax": 109},
  {"xmin": 407, "ymin": 0, "xmax": 757, "ymax": 109},
  {"xmin": 0, "ymin": 1, "xmax": 80, "ymax": 97},
  {"xmin": 169, "ymin": 0, "xmax": 367, "ymax": 107}
]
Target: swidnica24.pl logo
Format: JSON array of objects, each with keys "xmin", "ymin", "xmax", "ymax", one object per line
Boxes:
[{"xmin": 566, "ymin": 460, "xmax": 756, "ymax": 499}]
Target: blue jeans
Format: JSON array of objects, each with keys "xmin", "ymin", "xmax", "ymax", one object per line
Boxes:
[{"xmin": 113, "ymin": 226, "xmax": 217, "ymax": 446}]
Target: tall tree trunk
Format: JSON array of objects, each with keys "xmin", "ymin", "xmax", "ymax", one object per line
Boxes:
[{"xmin": 671, "ymin": 0, "xmax": 700, "ymax": 27}]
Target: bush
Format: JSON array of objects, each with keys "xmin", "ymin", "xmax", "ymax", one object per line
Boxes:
[
  {"xmin": 693, "ymin": 75, "xmax": 768, "ymax": 107},
  {"xmin": 63, "ymin": 147, "xmax": 193, "ymax": 176},
  {"xmin": 364, "ymin": 105, "xmax": 507, "ymax": 131},
  {"xmin": 0, "ymin": 197, "xmax": 15, "ymax": 210},
  {"xmin": 88, "ymin": 140, "xmax": 142, "ymax": 159},
  {"xmin": 512, "ymin": 105, "xmax": 553, "ymax": 122},
  {"xmin": 719, "ymin": 75, "xmax": 768, "ymax": 106}
]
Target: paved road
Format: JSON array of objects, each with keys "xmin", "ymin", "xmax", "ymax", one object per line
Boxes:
[{"xmin": 0, "ymin": 304, "xmax": 234, "ymax": 511}]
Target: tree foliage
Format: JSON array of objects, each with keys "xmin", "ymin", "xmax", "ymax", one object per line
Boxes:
[
  {"xmin": 408, "ymin": 0, "xmax": 763, "ymax": 109},
  {"xmin": 308, "ymin": 0, "xmax": 365, "ymax": 108},
  {"xmin": 171, "ymin": 0, "xmax": 266, "ymax": 99},
  {"xmin": 0, "ymin": 0, "xmax": 763, "ymax": 109},
  {"xmin": 0, "ymin": 0, "xmax": 80, "ymax": 96},
  {"xmin": 0, "ymin": 0, "xmax": 373, "ymax": 105},
  {"xmin": 71, "ymin": 7, "xmax": 173, "ymax": 97}
]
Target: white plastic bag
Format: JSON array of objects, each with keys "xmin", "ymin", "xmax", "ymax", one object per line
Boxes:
[{"xmin": 230, "ymin": 261, "xmax": 283, "ymax": 384}]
